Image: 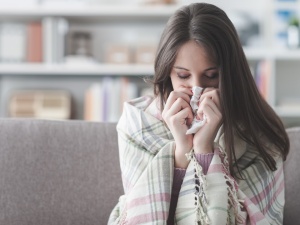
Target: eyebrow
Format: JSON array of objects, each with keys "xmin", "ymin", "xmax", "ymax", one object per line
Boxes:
[{"xmin": 173, "ymin": 66, "xmax": 218, "ymax": 71}]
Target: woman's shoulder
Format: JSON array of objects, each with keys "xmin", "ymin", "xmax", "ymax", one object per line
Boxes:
[
  {"xmin": 123, "ymin": 95, "xmax": 163, "ymax": 120},
  {"xmin": 125, "ymin": 95, "xmax": 155, "ymax": 111},
  {"xmin": 117, "ymin": 96, "xmax": 171, "ymax": 150}
]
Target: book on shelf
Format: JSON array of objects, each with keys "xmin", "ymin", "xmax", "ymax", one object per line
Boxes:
[
  {"xmin": 84, "ymin": 77, "xmax": 140, "ymax": 122},
  {"xmin": 254, "ymin": 60, "xmax": 271, "ymax": 101},
  {"xmin": 0, "ymin": 23, "xmax": 26, "ymax": 63},
  {"xmin": 27, "ymin": 22, "xmax": 43, "ymax": 63},
  {"xmin": 84, "ymin": 83, "xmax": 102, "ymax": 121},
  {"xmin": 43, "ymin": 17, "xmax": 69, "ymax": 64}
]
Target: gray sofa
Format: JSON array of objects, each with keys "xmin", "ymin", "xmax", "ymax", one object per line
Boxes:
[{"xmin": 0, "ymin": 119, "xmax": 298, "ymax": 225}]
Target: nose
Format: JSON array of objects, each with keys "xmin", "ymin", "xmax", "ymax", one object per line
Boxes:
[{"xmin": 189, "ymin": 77, "xmax": 202, "ymax": 88}]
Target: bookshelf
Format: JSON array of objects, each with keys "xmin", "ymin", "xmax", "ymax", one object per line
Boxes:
[{"xmin": 0, "ymin": 0, "xmax": 300, "ymax": 126}]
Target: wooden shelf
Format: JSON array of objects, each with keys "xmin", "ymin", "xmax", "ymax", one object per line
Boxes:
[
  {"xmin": 2, "ymin": 47, "xmax": 300, "ymax": 76},
  {"xmin": 0, "ymin": 4, "xmax": 178, "ymax": 18},
  {"xmin": 273, "ymin": 49, "xmax": 300, "ymax": 60},
  {"xmin": 244, "ymin": 47, "xmax": 300, "ymax": 60},
  {"xmin": 0, "ymin": 63, "xmax": 154, "ymax": 76},
  {"xmin": 243, "ymin": 47, "xmax": 270, "ymax": 60},
  {"xmin": 275, "ymin": 106, "xmax": 300, "ymax": 117}
]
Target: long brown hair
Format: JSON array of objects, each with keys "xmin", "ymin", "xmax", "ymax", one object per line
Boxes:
[{"xmin": 153, "ymin": 3, "xmax": 289, "ymax": 176}]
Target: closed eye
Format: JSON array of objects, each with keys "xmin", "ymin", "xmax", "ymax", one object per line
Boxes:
[
  {"xmin": 205, "ymin": 73, "xmax": 219, "ymax": 79},
  {"xmin": 177, "ymin": 73, "xmax": 190, "ymax": 79}
]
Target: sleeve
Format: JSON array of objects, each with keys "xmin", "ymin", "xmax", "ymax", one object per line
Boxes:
[
  {"xmin": 171, "ymin": 153, "xmax": 214, "ymax": 200},
  {"xmin": 168, "ymin": 153, "xmax": 213, "ymax": 224},
  {"xmin": 167, "ymin": 168, "xmax": 186, "ymax": 225},
  {"xmin": 194, "ymin": 153, "xmax": 214, "ymax": 175}
]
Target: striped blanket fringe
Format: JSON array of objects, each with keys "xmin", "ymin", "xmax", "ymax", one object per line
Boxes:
[{"xmin": 185, "ymin": 149, "xmax": 210, "ymax": 224}]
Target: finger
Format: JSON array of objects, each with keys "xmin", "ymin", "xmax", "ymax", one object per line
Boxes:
[
  {"xmin": 197, "ymin": 103, "xmax": 220, "ymax": 125},
  {"xmin": 176, "ymin": 86, "xmax": 193, "ymax": 96},
  {"xmin": 197, "ymin": 97, "xmax": 222, "ymax": 119},
  {"xmin": 201, "ymin": 104, "xmax": 222, "ymax": 124},
  {"xmin": 200, "ymin": 88, "xmax": 219, "ymax": 100},
  {"xmin": 170, "ymin": 107, "xmax": 194, "ymax": 126},
  {"xmin": 166, "ymin": 97, "xmax": 192, "ymax": 118},
  {"xmin": 198, "ymin": 97, "xmax": 220, "ymax": 115},
  {"xmin": 202, "ymin": 87, "xmax": 216, "ymax": 94},
  {"xmin": 164, "ymin": 91, "xmax": 191, "ymax": 111},
  {"xmin": 200, "ymin": 89, "xmax": 221, "ymax": 111}
]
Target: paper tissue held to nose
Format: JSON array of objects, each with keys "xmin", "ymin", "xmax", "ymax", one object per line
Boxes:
[{"xmin": 186, "ymin": 86, "xmax": 207, "ymax": 135}]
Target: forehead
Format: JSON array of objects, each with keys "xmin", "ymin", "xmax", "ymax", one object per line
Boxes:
[{"xmin": 174, "ymin": 40, "xmax": 215, "ymax": 69}]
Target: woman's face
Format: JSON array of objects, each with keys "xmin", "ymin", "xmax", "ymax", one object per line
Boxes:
[{"xmin": 170, "ymin": 40, "xmax": 219, "ymax": 92}]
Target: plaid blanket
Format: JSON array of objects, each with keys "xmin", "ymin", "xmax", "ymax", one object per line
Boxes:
[{"xmin": 108, "ymin": 96, "xmax": 284, "ymax": 225}]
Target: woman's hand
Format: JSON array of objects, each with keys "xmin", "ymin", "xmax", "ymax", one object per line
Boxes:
[
  {"xmin": 162, "ymin": 87, "xmax": 194, "ymax": 168},
  {"xmin": 193, "ymin": 88, "xmax": 223, "ymax": 154}
]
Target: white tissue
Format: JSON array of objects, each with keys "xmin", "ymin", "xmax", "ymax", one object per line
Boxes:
[{"xmin": 186, "ymin": 86, "xmax": 207, "ymax": 135}]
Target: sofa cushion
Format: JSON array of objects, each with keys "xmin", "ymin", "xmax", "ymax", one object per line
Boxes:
[
  {"xmin": 284, "ymin": 127, "xmax": 300, "ymax": 225},
  {"xmin": 0, "ymin": 119, "xmax": 122, "ymax": 225}
]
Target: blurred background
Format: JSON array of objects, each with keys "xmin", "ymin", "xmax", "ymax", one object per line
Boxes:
[{"xmin": 0, "ymin": 0, "xmax": 299, "ymax": 127}]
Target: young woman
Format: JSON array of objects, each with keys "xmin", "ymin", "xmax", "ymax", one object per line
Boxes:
[{"xmin": 109, "ymin": 3, "xmax": 289, "ymax": 224}]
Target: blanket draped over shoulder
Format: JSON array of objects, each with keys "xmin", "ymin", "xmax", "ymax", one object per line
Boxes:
[{"xmin": 108, "ymin": 96, "xmax": 284, "ymax": 225}]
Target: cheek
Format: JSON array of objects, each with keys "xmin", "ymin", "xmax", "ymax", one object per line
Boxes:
[
  {"xmin": 171, "ymin": 79, "xmax": 188, "ymax": 91},
  {"xmin": 170, "ymin": 76, "xmax": 180, "ymax": 90},
  {"xmin": 203, "ymin": 79, "xmax": 219, "ymax": 89},
  {"xmin": 210, "ymin": 82, "xmax": 219, "ymax": 89},
  {"xmin": 170, "ymin": 76, "xmax": 189, "ymax": 91},
  {"xmin": 214, "ymin": 80, "xmax": 220, "ymax": 88}
]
